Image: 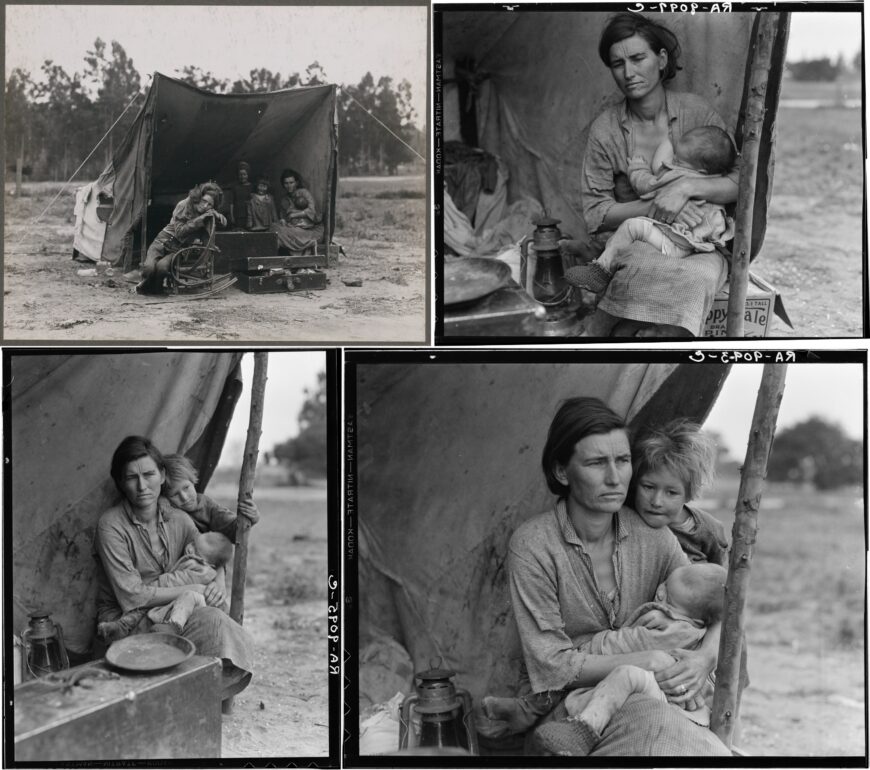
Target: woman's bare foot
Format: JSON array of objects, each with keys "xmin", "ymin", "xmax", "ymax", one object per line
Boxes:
[{"xmin": 482, "ymin": 695, "xmax": 541, "ymax": 732}]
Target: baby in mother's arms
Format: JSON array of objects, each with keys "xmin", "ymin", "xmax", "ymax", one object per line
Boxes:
[
  {"xmin": 483, "ymin": 561, "xmax": 727, "ymax": 734},
  {"xmin": 566, "ymin": 125, "xmax": 736, "ymax": 311},
  {"xmin": 98, "ymin": 530, "xmax": 234, "ymax": 642}
]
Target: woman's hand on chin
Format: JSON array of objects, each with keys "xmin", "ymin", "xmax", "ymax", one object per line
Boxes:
[
  {"xmin": 204, "ymin": 579, "xmax": 227, "ymax": 608},
  {"xmin": 654, "ymin": 648, "xmax": 711, "ymax": 705}
]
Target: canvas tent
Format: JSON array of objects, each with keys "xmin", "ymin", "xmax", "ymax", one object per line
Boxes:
[
  {"xmin": 8, "ymin": 352, "xmax": 244, "ymax": 655},
  {"xmin": 439, "ymin": 10, "xmax": 788, "ymax": 260},
  {"xmin": 73, "ymin": 73, "xmax": 338, "ymax": 266},
  {"xmin": 355, "ymin": 360, "xmax": 730, "ymax": 711}
]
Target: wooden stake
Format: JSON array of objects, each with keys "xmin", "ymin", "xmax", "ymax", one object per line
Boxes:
[
  {"xmin": 726, "ymin": 13, "xmax": 782, "ymax": 337},
  {"xmin": 710, "ymin": 363, "xmax": 788, "ymax": 747},
  {"xmin": 223, "ymin": 353, "xmax": 268, "ymax": 715},
  {"xmin": 230, "ymin": 352, "xmax": 269, "ymax": 625}
]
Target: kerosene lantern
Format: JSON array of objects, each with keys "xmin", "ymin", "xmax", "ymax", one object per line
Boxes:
[
  {"xmin": 398, "ymin": 661, "xmax": 479, "ymax": 754},
  {"xmin": 21, "ymin": 610, "xmax": 70, "ymax": 680},
  {"xmin": 519, "ymin": 215, "xmax": 584, "ymax": 335},
  {"xmin": 520, "ymin": 216, "xmax": 567, "ymax": 303}
]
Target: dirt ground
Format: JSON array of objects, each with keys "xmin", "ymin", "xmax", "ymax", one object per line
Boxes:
[
  {"xmin": 204, "ymin": 482, "xmax": 331, "ymax": 759},
  {"xmin": 3, "ymin": 176, "xmax": 426, "ymax": 343},
  {"xmin": 757, "ymin": 104, "xmax": 864, "ymax": 338},
  {"xmin": 698, "ymin": 479, "xmax": 865, "ymax": 757}
]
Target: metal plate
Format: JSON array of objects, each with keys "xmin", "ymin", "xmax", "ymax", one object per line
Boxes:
[
  {"xmin": 105, "ymin": 633, "xmax": 195, "ymax": 673},
  {"xmin": 444, "ymin": 257, "xmax": 512, "ymax": 306}
]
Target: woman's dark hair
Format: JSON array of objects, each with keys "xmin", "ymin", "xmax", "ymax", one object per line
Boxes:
[
  {"xmin": 599, "ymin": 13, "xmax": 682, "ymax": 83},
  {"xmin": 110, "ymin": 435, "xmax": 165, "ymax": 495},
  {"xmin": 280, "ymin": 168, "xmax": 305, "ymax": 188},
  {"xmin": 188, "ymin": 180, "xmax": 223, "ymax": 208},
  {"xmin": 542, "ymin": 397, "xmax": 628, "ymax": 496}
]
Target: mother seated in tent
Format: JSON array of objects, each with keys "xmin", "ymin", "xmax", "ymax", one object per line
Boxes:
[
  {"xmin": 562, "ymin": 13, "xmax": 739, "ymax": 338},
  {"xmin": 94, "ymin": 436, "xmax": 254, "ymax": 701},
  {"xmin": 489, "ymin": 398, "xmax": 730, "ymax": 756},
  {"xmin": 272, "ymin": 169, "xmax": 324, "ymax": 254}
]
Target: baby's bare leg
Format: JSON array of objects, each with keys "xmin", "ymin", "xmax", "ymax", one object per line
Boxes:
[
  {"xmin": 167, "ymin": 590, "xmax": 207, "ymax": 633},
  {"xmin": 597, "ymin": 218, "xmax": 662, "ymax": 272},
  {"xmin": 568, "ymin": 665, "xmax": 666, "ymax": 735}
]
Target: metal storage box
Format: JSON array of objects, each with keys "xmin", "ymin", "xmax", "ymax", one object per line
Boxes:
[{"xmin": 13, "ymin": 656, "xmax": 221, "ymax": 761}]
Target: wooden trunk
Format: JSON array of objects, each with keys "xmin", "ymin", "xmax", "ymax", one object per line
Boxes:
[
  {"xmin": 235, "ymin": 271, "xmax": 289, "ymax": 293},
  {"xmin": 286, "ymin": 269, "xmax": 328, "ymax": 292},
  {"xmin": 13, "ymin": 657, "xmax": 221, "ymax": 761},
  {"xmin": 213, "ymin": 231, "xmax": 279, "ymax": 273},
  {"xmin": 230, "ymin": 254, "xmax": 328, "ymax": 272},
  {"xmin": 235, "ymin": 269, "xmax": 327, "ymax": 294}
]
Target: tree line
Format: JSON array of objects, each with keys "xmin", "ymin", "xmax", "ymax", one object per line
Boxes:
[
  {"xmin": 787, "ymin": 52, "xmax": 862, "ymax": 82},
  {"xmin": 5, "ymin": 39, "xmax": 424, "ymax": 183}
]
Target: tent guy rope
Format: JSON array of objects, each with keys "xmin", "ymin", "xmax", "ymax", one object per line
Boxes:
[
  {"xmin": 339, "ymin": 85, "xmax": 425, "ymax": 162},
  {"xmin": 13, "ymin": 86, "xmax": 146, "ymax": 248}
]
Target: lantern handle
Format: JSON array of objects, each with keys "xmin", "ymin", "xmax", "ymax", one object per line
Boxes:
[{"xmin": 398, "ymin": 694, "xmax": 419, "ymax": 750}]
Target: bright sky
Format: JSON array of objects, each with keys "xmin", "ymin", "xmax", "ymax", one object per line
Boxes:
[
  {"xmin": 705, "ymin": 363, "xmax": 864, "ymax": 461},
  {"xmin": 4, "ymin": 4, "xmax": 428, "ymax": 124},
  {"xmin": 217, "ymin": 351, "xmax": 325, "ymax": 468},
  {"xmin": 786, "ymin": 11, "xmax": 863, "ymax": 62}
]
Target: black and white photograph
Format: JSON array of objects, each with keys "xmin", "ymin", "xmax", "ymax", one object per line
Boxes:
[
  {"xmin": 346, "ymin": 350, "xmax": 865, "ymax": 759},
  {"xmin": 4, "ymin": 4, "xmax": 427, "ymax": 344},
  {"xmin": 436, "ymin": 6, "xmax": 864, "ymax": 340},
  {"xmin": 6, "ymin": 350, "xmax": 338, "ymax": 762}
]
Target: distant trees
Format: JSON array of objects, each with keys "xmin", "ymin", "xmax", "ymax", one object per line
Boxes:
[
  {"xmin": 768, "ymin": 417, "xmax": 862, "ymax": 490},
  {"xmin": 5, "ymin": 41, "xmax": 422, "ymax": 182},
  {"xmin": 272, "ymin": 371, "xmax": 327, "ymax": 482},
  {"xmin": 338, "ymin": 72, "xmax": 422, "ymax": 175},
  {"xmin": 5, "ymin": 40, "xmax": 143, "ymax": 182},
  {"xmin": 787, "ymin": 56, "xmax": 842, "ymax": 82}
]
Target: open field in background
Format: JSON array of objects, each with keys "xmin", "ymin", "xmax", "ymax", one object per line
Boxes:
[
  {"xmin": 204, "ymin": 482, "xmax": 330, "ymax": 758},
  {"xmin": 753, "ymin": 76, "xmax": 863, "ymax": 337},
  {"xmin": 697, "ymin": 472, "xmax": 864, "ymax": 756},
  {"xmin": 779, "ymin": 74, "xmax": 862, "ymax": 105},
  {"xmin": 3, "ymin": 175, "xmax": 426, "ymax": 342},
  {"xmin": 760, "ymin": 98, "xmax": 863, "ymax": 337}
]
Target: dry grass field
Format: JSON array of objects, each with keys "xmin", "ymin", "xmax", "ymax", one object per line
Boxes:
[
  {"xmin": 759, "ymin": 106, "xmax": 863, "ymax": 337},
  {"xmin": 3, "ymin": 176, "xmax": 426, "ymax": 343},
  {"xmin": 697, "ymin": 473, "xmax": 864, "ymax": 756},
  {"xmin": 203, "ymin": 482, "xmax": 332, "ymax": 759}
]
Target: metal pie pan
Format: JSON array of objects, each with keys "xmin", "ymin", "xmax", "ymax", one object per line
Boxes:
[
  {"xmin": 444, "ymin": 257, "xmax": 512, "ymax": 306},
  {"xmin": 105, "ymin": 632, "xmax": 195, "ymax": 673}
]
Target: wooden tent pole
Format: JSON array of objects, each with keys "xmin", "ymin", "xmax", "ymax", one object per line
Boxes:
[
  {"xmin": 726, "ymin": 13, "xmax": 781, "ymax": 337},
  {"xmin": 230, "ymin": 352, "xmax": 269, "ymax": 625},
  {"xmin": 222, "ymin": 353, "xmax": 267, "ymax": 714},
  {"xmin": 710, "ymin": 363, "xmax": 788, "ymax": 747}
]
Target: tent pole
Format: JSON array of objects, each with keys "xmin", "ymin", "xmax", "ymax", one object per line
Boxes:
[
  {"xmin": 225, "ymin": 351, "xmax": 269, "ymax": 713},
  {"xmin": 710, "ymin": 363, "xmax": 788, "ymax": 747},
  {"xmin": 726, "ymin": 12, "xmax": 781, "ymax": 337}
]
